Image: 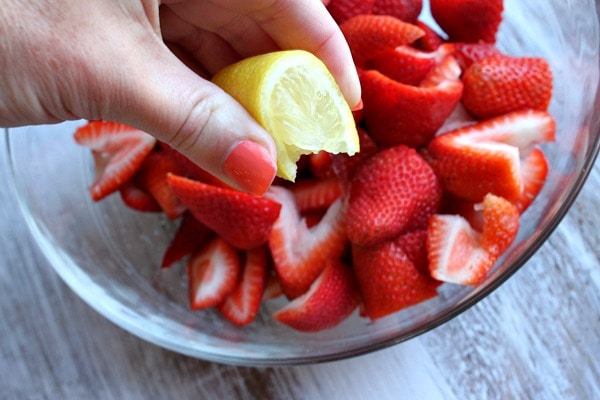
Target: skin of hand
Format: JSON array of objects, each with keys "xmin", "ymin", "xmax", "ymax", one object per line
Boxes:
[{"xmin": 0, "ymin": 0, "xmax": 360, "ymax": 196}]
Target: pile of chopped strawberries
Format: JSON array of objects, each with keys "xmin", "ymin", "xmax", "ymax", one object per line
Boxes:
[{"xmin": 74, "ymin": 0, "xmax": 556, "ymax": 332}]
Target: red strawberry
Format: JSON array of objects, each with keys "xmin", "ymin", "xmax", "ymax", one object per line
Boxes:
[
  {"xmin": 74, "ymin": 121, "xmax": 156, "ymax": 201},
  {"xmin": 291, "ymin": 177, "xmax": 342, "ymax": 213},
  {"xmin": 340, "ymin": 15, "xmax": 425, "ymax": 67},
  {"xmin": 419, "ymin": 51, "xmax": 461, "ymax": 87},
  {"xmin": 360, "ymin": 68, "xmax": 463, "ymax": 148},
  {"xmin": 423, "ymin": 110, "xmax": 556, "ymax": 203},
  {"xmin": 365, "ymin": 45, "xmax": 437, "ymax": 86},
  {"xmin": 452, "ymin": 42, "xmax": 503, "ymax": 70},
  {"xmin": 118, "ymin": 180, "xmax": 162, "ymax": 213},
  {"xmin": 167, "ymin": 174, "xmax": 281, "ymax": 250},
  {"xmin": 480, "ymin": 194, "xmax": 520, "ymax": 258},
  {"xmin": 161, "ymin": 212, "xmax": 214, "ymax": 268},
  {"xmin": 327, "ymin": 0, "xmax": 374, "ymax": 24},
  {"xmin": 395, "ymin": 229, "xmax": 429, "ymax": 274},
  {"xmin": 266, "ymin": 186, "xmax": 348, "ymax": 299},
  {"xmin": 136, "ymin": 149, "xmax": 187, "ymax": 219},
  {"xmin": 430, "ymin": 0, "xmax": 504, "ymax": 44},
  {"xmin": 372, "ymin": 0, "xmax": 423, "ymax": 23},
  {"xmin": 346, "ymin": 145, "xmax": 442, "ymax": 246},
  {"xmin": 330, "ymin": 126, "xmax": 379, "ymax": 182},
  {"xmin": 187, "ymin": 238, "xmax": 240, "ymax": 309},
  {"xmin": 414, "ymin": 20, "xmax": 445, "ymax": 51},
  {"xmin": 513, "ymin": 147, "xmax": 549, "ymax": 213},
  {"xmin": 462, "ymin": 56, "xmax": 553, "ymax": 119},
  {"xmin": 352, "ymin": 237, "xmax": 439, "ymax": 320},
  {"xmin": 217, "ymin": 246, "xmax": 269, "ymax": 326},
  {"xmin": 273, "ymin": 259, "xmax": 359, "ymax": 332},
  {"xmin": 308, "ymin": 151, "xmax": 336, "ymax": 179}
]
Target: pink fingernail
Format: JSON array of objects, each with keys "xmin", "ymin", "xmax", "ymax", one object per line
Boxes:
[
  {"xmin": 351, "ymin": 99, "xmax": 364, "ymax": 112},
  {"xmin": 223, "ymin": 140, "xmax": 277, "ymax": 197}
]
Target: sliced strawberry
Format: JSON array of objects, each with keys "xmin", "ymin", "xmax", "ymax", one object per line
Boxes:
[
  {"xmin": 419, "ymin": 51, "xmax": 461, "ymax": 87},
  {"xmin": 266, "ymin": 186, "xmax": 348, "ymax": 299},
  {"xmin": 187, "ymin": 238, "xmax": 240, "ymax": 310},
  {"xmin": 513, "ymin": 147, "xmax": 550, "ymax": 213},
  {"xmin": 161, "ymin": 212, "xmax": 214, "ymax": 268},
  {"xmin": 346, "ymin": 145, "xmax": 442, "ymax": 246},
  {"xmin": 480, "ymin": 194, "xmax": 520, "ymax": 258},
  {"xmin": 365, "ymin": 45, "xmax": 437, "ymax": 86},
  {"xmin": 167, "ymin": 174, "xmax": 281, "ymax": 250},
  {"xmin": 352, "ymin": 237, "xmax": 439, "ymax": 320},
  {"xmin": 427, "ymin": 213, "xmax": 494, "ymax": 285},
  {"xmin": 74, "ymin": 121, "xmax": 156, "ymax": 201},
  {"xmin": 360, "ymin": 67, "xmax": 463, "ymax": 148},
  {"xmin": 291, "ymin": 177, "xmax": 342, "ymax": 213},
  {"xmin": 327, "ymin": 0, "xmax": 374, "ymax": 24},
  {"xmin": 430, "ymin": 0, "xmax": 504, "ymax": 44},
  {"xmin": 452, "ymin": 42, "xmax": 503, "ymax": 70},
  {"xmin": 217, "ymin": 246, "xmax": 268, "ymax": 326},
  {"xmin": 273, "ymin": 259, "xmax": 359, "ymax": 332},
  {"xmin": 118, "ymin": 179, "xmax": 162, "ymax": 213},
  {"xmin": 423, "ymin": 110, "xmax": 556, "ymax": 203},
  {"xmin": 136, "ymin": 149, "xmax": 187, "ymax": 219},
  {"xmin": 462, "ymin": 55, "xmax": 553, "ymax": 119},
  {"xmin": 414, "ymin": 20, "xmax": 445, "ymax": 52},
  {"xmin": 340, "ymin": 15, "xmax": 425, "ymax": 67},
  {"xmin": 372, "ymin": 0, "xmax": 423, "ymax": 24}
]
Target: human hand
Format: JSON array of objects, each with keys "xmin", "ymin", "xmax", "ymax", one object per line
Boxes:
[{"xmin": 0, "ymin": 0, "xmax": 360, "ymax": 195}]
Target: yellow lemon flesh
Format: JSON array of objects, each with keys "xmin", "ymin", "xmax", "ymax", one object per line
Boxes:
[{"xmin": 211, "ymin": 50, "xmax": 359, "ymax": 181}]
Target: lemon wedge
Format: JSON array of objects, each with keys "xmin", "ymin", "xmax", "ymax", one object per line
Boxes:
[{"xmin": 211, "ymin": 50, "xmax": 359, "ymax": 181}]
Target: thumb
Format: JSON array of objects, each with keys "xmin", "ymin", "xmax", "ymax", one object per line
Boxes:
[{"xmin": 105, "ymin": 46, "xmax": 278, "ymax": 197}]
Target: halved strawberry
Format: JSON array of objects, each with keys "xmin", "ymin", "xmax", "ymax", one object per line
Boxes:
[
  {"xmin": 327, "ymin": 0, "xmax": 374, "ymax": 24},
  {"xmin": 423, "ymin": 110, "xmax": 556, "ymax": 203},
  {"xmin": 346, "ymin": 145, "xmax": 443, "ymax": 246},
  {"xmin": 340, "ymin": 15, "xmax": 425, "ymax": 67},
  {"xmin": 273, "ymin": 259, "xmax": 359, "ymax": 332},
  {"xmin": 365, "ymin": 45, "xmax": 437, "ymax": 86},
  {"xmin": 452, "ymin": 42, "xmax": 503, "ymax": 70},
  {"xmin": 480, "ymin": 194, "xmax": 520, "ymax": 258},
  {"xmin": 360, "ymin": 62, "xmax": 463, "ymax": 148},
  {"xmin": 118, "ymin": 179, "xmax": 162, "ymax": 213},
  {"xmin": 430, "ymin": 0, "xmax": 504, "ymax": 44},
  {"xmin": 74, "ymin": 121, "xmax": 156, "ymax": 201},
  {"xmin": 291, "ymin": 177, "xmax": 342, "ymax": 213},
  {"xmin": 414, "ymin": 20, "xmax": 445, "ymax": 52},
  {"xmin": 462, "ymin": 55, "xmax": 553, "ymax": 119},
  {"xmin": 352, "ymin": 237, "xmax": 440, "ymax": 320},
  {"xmin": 136, "ymin": 149, "xmax": 187, "ymax": 219},
  {"xmin": 161, "ymin": 212, "xmax": 214, "ymax": 268},
  {"xmin": 187, "ymin": 237, "xmax": 240, "ymax": 309},
  {"xmin": 419, "ymin": 51, "xmax": 461, "ymax": 87},
  {"xmin": 266, "ymin": 186, "xmax": 348, "ymax": 299},
  {"xmin": 217, "ymin": 246, "xmax": 269, "ymax": 326},
  {"xmin": 372, "ymin": 0, "xmax": 423, "ymax": 24},
  {"xmin": 167, "ymin": 174, "xmax": 282, "ymax": 250},
  {"xmin": 513, "ymin": 147, "xmax": 550, "ymax": 213}
]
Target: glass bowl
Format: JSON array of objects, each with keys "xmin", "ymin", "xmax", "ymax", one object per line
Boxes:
[{"xmin": 3, "ymin": 0, "xmax": 600, "ymax": 366}]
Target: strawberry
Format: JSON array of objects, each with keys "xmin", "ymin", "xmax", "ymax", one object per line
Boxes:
[
  {"xmin": 372, "ymin": 0, "xmax": 423, "ymax": 24},
  {"xmin": 414, "ymin": 20, "xmax": 445, "ymax": 52},
  {"xmin": 423, "ymin": 110, "xmax": 556, "ymax": 203},
  {"xmin": 480, "ymin": 194, "xmax": 520, "ymax": 258},
  {"xmin": 167, "ymin": 174, "xmax": 281, "ymax": 250},
  {"xmin": 327, "ymin": 0, "xmax": 374, "ymax": 24},
  {"xmin": 118, "ymin": 179, "xmax": 162, "ymax": 213},
  {"xmin": 340, "ymin": 15, "xmax": 425, "ymax": 67},
  {"xmin": 217, "ymin": 246, "xmax": 269, "ymax": 326},
  {"xmin": 513, "ymin": 147, "xmax": 549, "ymax": 213},
  {"xmin": 266, "ymin": 186, "xmax": 348, "ymax": 299},
  {"xmin": 187, "ymin": 237, "xmax": 240, "ymax": 309},
  {"xmin": 291, "ymin": 177, "xmax": 342, "ymax": 213},
  {"xmin": 430, "ymin": 0, "xmax": 504, "ymax": 44},
  {"xmin": 462, "ymin": 56, "xmax": 553, "ymax": 119},
  {"xmin": 419, "ymin": 50, "xmax": 461, "ymax": 87},
  {"xmin": 346, "ymin": 145, "xmax": 442, "ymax": 246},
  {"xmin": 394, "ymin": 229, "xmax": 429, "ymax": 274},
  {"xmin": 360, "ymin": 68, "xmax": 463, "ymax": 148},
  {"xmin": 136, "ymin": 149, "xmax": 187, "ymax": 219},
  {"xmin": 308, "ymin": 151, "xmax": 336, "ymax": 179},
  {"xmin": 352, "ymin": 237, "xmax": 440, "ymax": 320},
  {"xmin": 273, "ymin": 259, "xmax": 359, "ymax": 332},
  {"xmin": 330, "ymin": 126, "xmax": 379, "ymax": 182},
  {"xmin": 452, "ymin": 42, "xmax": 503, "ymax": 70},
  {"xmin": 74, "ymin": 121, "xmax": 156, "ymax": 201},
  {"xmin": 161, "ymin": 212, "xmax": 214, "ymax": 268},
  {"xmin": 365, "ymin": 45, "xmax": 437, "ymax": 86}
]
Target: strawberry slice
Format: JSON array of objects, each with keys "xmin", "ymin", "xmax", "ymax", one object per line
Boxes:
[
  {"xmin": 187, "ymin": 237, "xmax": 240, "ymax": 309},
  {"xmin": 217, "ymin": 246, "xmax": 269, "ymax": 326},
  {"xmin": 273, "ymin": 259, "xmax": 359, "ymax": 332},
  {"xmin": 291, "ymin": 177, "xmax": 342, "ymax": 213},
  {"xmin": 167, "ymin": 174, "xmax": 282, "ymax": 250},
  {"xmin": 430, "ymin": 0, "xmax": 504, "ymax": 44},
  {"xmin": 74, "ymin": 121, "xmax": 156, "ymax": 201},
  {"xmin": 372, "ymin": 0, "xmax": 423, "ymax": 24},
  {"xmin": 480, "ymin": 194, "xmax": 520, "ymax": 258},
  {"xmin": 462, "ymin": 55, "xmax": 553, "ymax": 119},
  {"xmin": 360, "ymin": 60, "xmax": 463, "ymax": 148},
  {"xmin": 327, "ymin": 0, "xmax": 374, "ymax": 24},
  {"xmin": 513, "ymin": 147, "xmax": 550, "ymax": 213},
  {"xmin": 352, "ymin": 237, "xmax": 440, "ymax": 320},
  {"xmin": 423, "ymin": 110, "xmax": 556, "ymax": 203},
  {"xmin": 161, "ymin": 212, "xmax": 214, "ymax": 268},
  {"xmin": 340, "ymin": 15, "xmax": 425, "ymax": 67},
  {"xmin": 136, "ymin": 149, "xmax": 187, "ymax": 219},
  {"xmin": 346, "ymin": 145, "xmax": 443, "ymax": 246},
  {"xmin": 266, "ymin": 186, "xmax": 348, "ymax": 299},
  {"xmin": 365, "ymin": 45, "xmax": 437, "ymax": 86},
  {"xmin": 118, "ymin": 179, "xmax": 162, "ymax": 213}
]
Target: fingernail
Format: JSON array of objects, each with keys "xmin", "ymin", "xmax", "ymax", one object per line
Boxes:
[
  {"xmin": 223, "ymin": 140, "xmax": 277, "ymax": 197},
  {"xmin": 351, "ymin": 99, "xmax": 363, "ymax": 112}
]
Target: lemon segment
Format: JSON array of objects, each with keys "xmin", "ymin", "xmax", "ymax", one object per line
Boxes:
[{"xmin": 211, "ymin": 50, "xmax": 359, "ymax": 181}]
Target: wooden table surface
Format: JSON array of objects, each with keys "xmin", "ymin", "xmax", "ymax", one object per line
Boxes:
[{"xmin": 0, "ymin": 136, "xmax": 598, "ymax": 399}]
